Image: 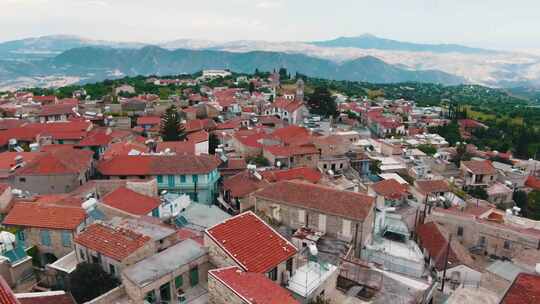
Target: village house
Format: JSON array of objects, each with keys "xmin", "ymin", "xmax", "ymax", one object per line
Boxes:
[
  {"xmin": 37, "ymin": 104, "xmax": 76, "ymax": 123},
  {"xmin": 121, "ymin": 239, "xmax": 209, "ymax": 304},
  {"xmin": 3, "ymin": 203, "xmax": 88, "ymax": 265},
  {"xmin": 428, "ymin": 202, "xmax": 540, "ymax": 259},
  {"xmin": 417, "ymin": 222, "xmax": 481, "ymax": 288},
  {"xmin": 204, "ymin": 211, "xmax": 298, "ymax": 285},
  {"xmin": 410, "ymin": 179, "xmax": 451, "ymax": 203},
  {"xmin": 98, "ymin": 186, "xmax": 161, "ymax": 219},
  {"xmin": 10, "ymin": 147, "xmax": 94, "ymax": 194},
  {"xmin": 74, "ymin": 223, "xmax": 154, "ymax": 278},
  {"xmin": 499, "ymin": 272, "xmax": 540, "ymax": 304},
  {"xmin": 367, "ymin": 178, "xmax": 409, "ymax": 208},
  {"xmin": 97, "ymin": 154, "xmax": 221, "ymax": 204},
  {"xmin": 208, "ymin": 266, "xmax": 299, "ymax": 304},
  {"xmin": 460, "ymin": 160, "xmax": 497, "ymax": 189},
  {"xmin": 253, "ymin": 180, "xmax": 375, "ymax": 257}
]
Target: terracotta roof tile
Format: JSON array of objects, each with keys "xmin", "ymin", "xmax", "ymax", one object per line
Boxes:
[
  {"xmin": 136, "ymin": 116, "xmax": 161, "ymax": 126},
  {"xmin": 97, "ymin": 154, "xmax": 220, "ymax": 176},
  {"xmin": 102, "ymin": 187, "xmax": 160, "ymax": 216},
  {"xmin": 17, "ymin": 293, "xmax": 76, "ymax": 304},
  {"xmin": 209, "ymin": 266, "xmax": 299, "ymax": 304},
  {"xmin": 462, "ymin": 160, "xmax": 496, "ymax": 175},
  {"xmin": 16, "ymin": 148, "xmax": 93, "ymax": 175},
  {"xmin": 261, "ymin": 167, "xmax": 321, "ymax": 184},
  {"xmin": 255, "ymin": 181, "xmax": 374, "ymax": 221},
  {"xmin": 415, "ymin": 180, "xmax": 450, "ymax": 194},
  {"xmin": 223, "ymin": 171, "xmax": 269, "ymax": 198},
  {"xmin": 371, "ymin": 179, "xmax": 409, "ymax": 200},
  {"xmin": 74, "ymin": 223, "xmax": 150, "ymax": 262},
  {"xmin": 3, "ymin": 202, "xmax": 86, "ymax": 230},
  {"xmin": 206, "ymin": 212, "xmax": 297, "ymax": 273},
  {"xmin": 0, "ymin": 276, "xmax": 19, "ymax": 304},
  {"xmin": 500, "ymin": 273, "xmax": 540, "ymax": 304}
]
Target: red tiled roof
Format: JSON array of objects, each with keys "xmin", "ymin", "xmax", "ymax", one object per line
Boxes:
[
  {"xmin": 74, "ymin": 223, "xmax": 150, "ymax": 262},
  {"xmin": 206, "ymin": 212, "xmax": 297, "ymax": 273},
  {"xmin": 371, "ymin": 179, "xmax": 408, "ymax": 200},
  {"xmin": 223, "ymin": 171, "xmax": 269, "ymax": 198},
  {"xmin": 526, "ymin": 176, "xmax": 540, "ymax": 190},
  {"xmin": 97, "ymin": 154, "xmax": 220, "ymax": 176},
  {"xmin": 17, "ymin": 293, "xmax": 76, "ymax": 304},
  {"xmin": 255, "ymin": 181, "xmax": 375, "ymax": 221},
  {"xmin": 263, "ymin": 144, "xmax": 319, "ymax": 157},
  {"xmin": 156, "ymin": 141, "xmax": 195, "ymax": 155},
  {"xmin": 33, "ymin": 96, "xmax": 57, "ymax": 103},
  {"xmin": 500, "ymin": 273, "xmax": 540, "ymax": 304},
  {"xmin": 417, "ymin": 222, "xmax": 462, "ymax": 271},
  {"xmin": 16, "ymin": 148, "xmax": 93, "ymax": 175},
  {"xmin": 76, "ymin": 129, "xmax": 114, "ymax": 147},
  {"xmin": 187, "ymin": 130, "xmax": 209, "ymax": 143},
  {"xmin": 415, "ymin": 180, "xmax": 450, "ymax": 194},
  {"xmin": 38, "ymin": 104, "xmax": 75, "ymax": 117},
  {"xmin": 271, "ymin": 126, "xmax": 311, "ymax": 146},
  {"xmin": 103, "ymin": 141, "xmax": 147, "ymax": 160},
  {"xmin": 3, "ymin": 202, "xmax": 86, "ymax": 230},
  {"xmin": 0, "ymin": 276, "xmax": 19, "ymax": 304},
  {"xmin": 136, "ymin": 116, "xmax": 161, "ymax": 126},
  {"xmin": 261, "ymin": 167, "xmax": 322, "ymax": 184},
  {"xmin": 0, "ymin": 152, "xmax": 41, "ymax": 175},
  {"xmin": 462, "ymin": 160, "xmax": 496, "ymax": 175},
  {"xmin": 102, "ymin": 187, "xmax": 159, "ymax": 216},
  {"xmin": 209, "ymin": 266, "xmax": 299, "ymax": 304}
]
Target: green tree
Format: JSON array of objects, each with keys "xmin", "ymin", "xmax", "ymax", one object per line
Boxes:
[
  {"xmin": 513, "ymin": 190, "xmax": 528, "ymax": 217},
  {"xmin": 248, "ymin": 81, "xmax": 255, "ymax": 94},
  {"xmin": 70, "ymin": 263, "xmax": 119, "ymax": 303},
  {"xmin": 417, "ymin": 144, "xmax": 437, "ymax": 156},
  {"xmin": 307, "ymin": 86, "xmax": 337, "ymax": 118},
  {"xmin": 278, "ymin": 67, "xmax": 288, "ymax": 80},
  {"xmin": 160, "ymin": 105, "xmax": 186, "ymax": 142},
  {"xmin": 527, "ymin": 190, "xmax": 540, "ymax": 220},
  {"xmin": 467, "ymin": 186, "xmax": 488, "ymax": 200}
]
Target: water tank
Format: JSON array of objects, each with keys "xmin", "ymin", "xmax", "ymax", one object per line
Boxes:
[{"xmin": 308, "ymin": 243, "xmax": 318, "ymax": 256}]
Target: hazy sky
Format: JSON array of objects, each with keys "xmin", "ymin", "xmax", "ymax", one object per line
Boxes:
[{"xmin": 1, "ymin": 0, "xmax": 539, "ymax": 50}]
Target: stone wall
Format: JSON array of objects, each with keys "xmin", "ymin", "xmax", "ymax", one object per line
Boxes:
[{"xmin": 208, "ymin": 273, "xmax": 246, "ymax": 304}]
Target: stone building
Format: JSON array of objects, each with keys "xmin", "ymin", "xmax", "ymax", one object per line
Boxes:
[
  {"xmin": 3, "ymin": 202, "xmax": 88, "ymax": 265},
  {"xmin": 208, "ymin": 266, "xmax": 298, "ymax": 304},
  {"xmin": 253, "ymin": 180, "xmax": 375, "ymax": 257},
  {"xmin": 204, "ymin": 212, "xmax": 298, "ymax": 285}
]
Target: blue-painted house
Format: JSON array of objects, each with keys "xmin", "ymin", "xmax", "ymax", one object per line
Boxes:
[{"xmin": 97, "ymin": 154, "xmax": 221, "ymax": 205}]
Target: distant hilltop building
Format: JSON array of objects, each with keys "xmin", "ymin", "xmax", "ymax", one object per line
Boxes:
[
  {"xmin": 114, "ymin": 84, "xmax": 135, "ymax": 96},
  {"xmin": 202, "ymin": 69, "xmax": 232, "ymax": 79},
  {"xmin": 295, "ymin": 78, "xmax": 304, "ymax": 102}
]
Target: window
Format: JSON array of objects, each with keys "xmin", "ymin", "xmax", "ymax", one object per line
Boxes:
[
  {"xmin": 157, "ymin": 175, "xmax": 163, "ymax": 183},
  {"xmin": 145, "ymin": 290, "xmax": 156, "ymax": 304},
  {"xmin": 19, "ymin": 177, "xmax": 26, "ymax": 183},
  {"xmin": 457, "ymin": 226, "xmax": 464, "ymax": 237},
  {"xmin": 180, "ymin": 175, "xmax": 186, "ymax": 183},
  {"xmin": 175, "ymin": 274, "xmax": 183, "ymax": 289},
  {"xmin": 504, "ymin": 240, "xmax": 512, "ymax": 250},
  {"xmin": 168, "ymin": 175, "xmax": 175, "ymax": 187},
  {"xmin": 478, "ymin": 236, "xmax": 486, "ymax": 247},
  {"xmin": 40, "ymin": 229, "xmax": 51, "ymax": 246},
  {"xmin": 192, "ymin": 175, "xmax": 198, "ymax": 183},
  {"xmin": 189, "ymin": 267, "xmax": 199, "ymax": 286},
  {"xmin": 109, "ymin": 264, "xmax": 116, "ymax": 275},
  {"xmin": 268, "ymin": 267, "xmax": 278, "ymax": 281},
  {"xmin": 16, "ymin": 230, "xmax": 25, "ymax": 242},
  {"xmin": 61, "ymin": 231, "xmax": 71, "ymax": 247},
  {"xmin": 91, "ymin": 255, "xmax": 100, "ymax": 264},
  {"xmin": 298, "ymin": 209, "xmax": 306, "ymax": 225},
  {"xmin": 151, "ymin": 208, "xmax": 160, "ymax": 218}
]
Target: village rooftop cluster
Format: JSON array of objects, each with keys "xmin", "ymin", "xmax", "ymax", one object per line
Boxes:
[{"xmin": 0, "ymin": 70, "xmax": 539, "ymax": 304}]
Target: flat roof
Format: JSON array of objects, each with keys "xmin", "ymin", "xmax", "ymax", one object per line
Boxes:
[
  {"xmin": 123, "ymin": 239, "xmax": 207, "ymax": 288},
  {"xmin": 47, "ymin": 251, "xmax": 77, "ymax": 274},
  {"xmin": 110, "ymin": 217, "xmax": 176, "ymax": 241},
  {"xmin": 486, "ymin": 261, "xmax": 529, "ymax": 282},
  {"xmin": 178, "ymin": 204, "xmax": 231, "ymax": 231}
]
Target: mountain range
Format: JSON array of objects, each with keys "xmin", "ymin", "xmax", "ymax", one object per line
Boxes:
[{"xmin": 1, "ymin": 34, "xmax": 540, "ymax": 90}]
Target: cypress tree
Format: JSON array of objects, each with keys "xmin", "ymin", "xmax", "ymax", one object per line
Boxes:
[{"xmin": 160, "ymin": 105, "xmax": 186, "ymax": 141}]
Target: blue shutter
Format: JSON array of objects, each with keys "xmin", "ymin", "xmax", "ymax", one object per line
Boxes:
[
  {"xmin": 192, "ymin": 175, "xmax": 198, "ymax": 183},
  {"xmin": 168, "ymin": 175, "xmax": 175, "ymax": 187},
  {"xmin": 40, "ymin": 230, "xmax": 51, "ymax": 246},
  {"xmin": 180, "ymin": 175, "xmax": 186, "ymax": 183},
  {"xmin": 157, "ymin": 175, "xmax": 163, "ymax": 183},
  {"xmin": 61, "ymin": 231, "xmax": 71, "ymax": 247}
]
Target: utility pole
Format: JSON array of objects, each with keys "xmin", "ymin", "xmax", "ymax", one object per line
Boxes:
[{"xmin": 440, "ymin": 234, "xmax": 453, "ymax": 292}]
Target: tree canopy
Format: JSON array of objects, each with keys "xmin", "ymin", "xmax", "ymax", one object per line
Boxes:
[
  {"xmin": 307, "ymin": 86, "xmax": 337, "ymax": 118},
  {"xmin": 70, "ymin": 263, "xmax": 119, "ymax": 303},
  {"xmin": 160, "ymin": 105, "xmax": 186, "ymax": 142}
]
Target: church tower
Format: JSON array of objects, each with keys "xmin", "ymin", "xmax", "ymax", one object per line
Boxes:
[{"xmin": 295, "ymin": 78, "xmax": 304, "ymax": 102}]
